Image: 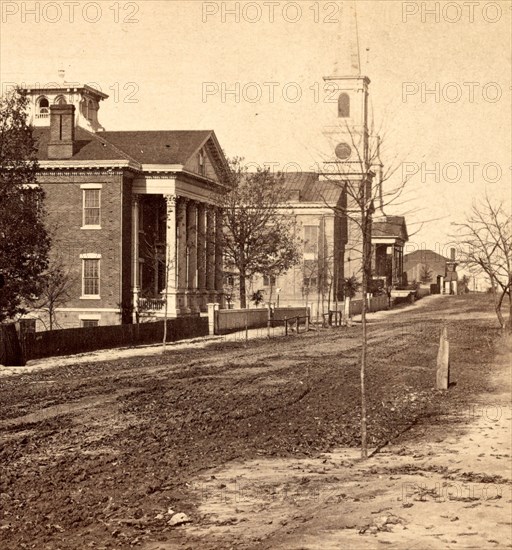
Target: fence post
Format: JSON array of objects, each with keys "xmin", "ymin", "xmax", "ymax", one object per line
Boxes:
[
  {"xmin": 436, "ymin": 325, "xmax": 450, "ymax": 390},
  {"xmin": 207, "ymin": 303, "xmax": 217, "ymax": 335},
  {"xmin": 245, "ymin": 310, "xmax": 248, "ymax": 345},
  {"xmin": 295, "ymin": 317, "xmax": 299, "ymax": 334},
  {"xmin": 284, "ymin": 317, "xmax": 288, "ymax": 337},
  {"xmin": 306, "ymin": 314, "xmax": 309, "ymax": 332}
]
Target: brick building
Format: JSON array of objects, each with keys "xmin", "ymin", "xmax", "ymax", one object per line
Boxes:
[{"xmin": 23, "ymin": 78, "xmax": 229, "ymax": 329}]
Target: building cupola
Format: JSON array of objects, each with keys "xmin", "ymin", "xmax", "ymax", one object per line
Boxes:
[{"xmin": 20, "ymin": 70, "xmax": 108, "ymax": 132}]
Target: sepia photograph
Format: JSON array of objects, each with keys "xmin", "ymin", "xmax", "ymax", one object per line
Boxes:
[{"xmin": 0, "ymin": 0, "xmax": 511, "ymax": 548}]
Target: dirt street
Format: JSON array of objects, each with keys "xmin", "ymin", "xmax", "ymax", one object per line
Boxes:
[{"xmin": 1, "ymin": 294, "xmax": 511, "ymax": 549}]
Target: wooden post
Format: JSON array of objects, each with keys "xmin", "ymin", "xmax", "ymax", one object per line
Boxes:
[
  {"xmin": 295, "ymin": 317, "xmax": 299, "ymax": 334},
  {"xmin": 0, "ymin": 324, "xmax": 25, "ymax": 367},
  {"xmin": 245, "ymin": 311, "xmax": 248, "ymax": 345},
  {"xmin": 436, "ymin": 325, "xmax": 450, "ymax": 390},
  {"xmin": 306, "ymin": 314, "xmax": 310, "ymax": 332},
  {"xmin": 284, "ymin": 317, "xmax": 288, "ymax": 336}
]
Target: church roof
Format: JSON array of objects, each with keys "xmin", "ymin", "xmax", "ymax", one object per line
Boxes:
[
  {"xmin": 281, "ymin": 172, "xmax": 344, "ymax": 204},
  {"xmin": 33, "ymin": 127, "xmax": 216, "ymax": 166}
]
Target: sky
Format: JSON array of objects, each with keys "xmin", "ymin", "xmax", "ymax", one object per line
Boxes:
[{"xmin": 1, "ymin": 0, "xmax": 511, "ymax": 256}]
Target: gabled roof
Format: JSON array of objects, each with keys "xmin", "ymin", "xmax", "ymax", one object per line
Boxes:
[
  {"xmin": 281, "ymin": 172, "xmax": 343, "ymax": 204},
  {"xmin": 33, "ymin": 127, "xmax": 224, "ymax": 169},
  {"xmin": 403, "ymin": 249, "xmax": 449, "ymax": 266},
  {"xmin": 372, "ymin": 215, "xmax": 408, "ymax": 242}
]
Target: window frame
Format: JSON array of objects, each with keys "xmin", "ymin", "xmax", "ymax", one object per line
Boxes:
[
  {"xmin": 80, "ymin": 254, "xmax": 101, "ymax": 299},
  {"xmin": 81, "ymin": 184, "xmax": 102, "ymax": 229},
  {"xmin": 38, "ymin": 96, "xmax": 50, "ymax": 114},
  {"xmin": 338, "ymin": 92, "xmax": 350, "ymax": 118},
  {"xmin": 81, "ymin": 319, "xmax": 100, "ymax": 328},
  {"xmin": 263, "ymin": 275, "xmax": 276, "ymax": 287},
  {"xmin": 303, "ymin": 225, "xmax": 319, "ymax": 259}
]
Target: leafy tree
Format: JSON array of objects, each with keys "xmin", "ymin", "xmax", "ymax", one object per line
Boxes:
[
  {"xmin": 0, "ymin": 88, "xmax": 50, "ymax": 322},
  {"xmin": 220, "ymin": 159, "xmax": 302, "ymax": 308},
  {"xmin": 250, "ymin": 289, "xmax": 265, "ymax": 306},
  {"xmin": 419, "ymin": 264, "xmax": 433, "ymax": 284}
]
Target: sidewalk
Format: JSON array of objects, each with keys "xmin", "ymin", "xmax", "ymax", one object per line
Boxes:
[
  {"xmin": 0, "ymin": 325, "xmax": 286, "ymax": 378},
  {"xmin": 0, "ymin": 297, "xmax": 431, "ymax": 378}
]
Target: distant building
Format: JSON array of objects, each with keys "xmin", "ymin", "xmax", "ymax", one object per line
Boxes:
[{"xmin": 403, "ymin": 248, "xmax": 459, "ymax": 294}]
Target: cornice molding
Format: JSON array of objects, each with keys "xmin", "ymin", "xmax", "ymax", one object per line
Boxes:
[{"xmin": 37, "ymin": 169, "xmax": 126, "ymax": 177}]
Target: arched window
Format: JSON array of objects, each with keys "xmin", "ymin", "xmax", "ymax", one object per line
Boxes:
[
  {"xmin": 38, "ymin": 97, "xmax": 49, "ymax": 114},
  {"xmin": 54, "ymin": 95, "xmax": 67, "ymax": 105},
  {"xmin": 338, "ymin": 93, "xmax": 350, "ymax": 118}
]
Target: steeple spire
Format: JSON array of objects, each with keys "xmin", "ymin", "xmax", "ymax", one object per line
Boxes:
[{"xmin": 332, "ymin": 0, "xmax": 361, "ymax": 77}]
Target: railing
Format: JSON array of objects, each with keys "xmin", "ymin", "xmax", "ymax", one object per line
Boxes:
[
  {"xmin": 139, "ymin": 297, "xmax": 165, "ymax": 311},
  {"xmin": 283, "ymin": 315, "xmax": 310, "ymax": 335}
]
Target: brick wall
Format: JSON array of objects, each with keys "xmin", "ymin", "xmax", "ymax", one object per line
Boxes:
[{"xmin": 37, "ymin": 169, "xmax": 133, "ymax": 328}]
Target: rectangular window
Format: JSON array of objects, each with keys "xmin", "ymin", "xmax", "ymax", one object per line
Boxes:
[
  {"xmin": 198, "ymin": 150, "xmax": 205, "ymax": 176},
  {"xmin": 303, "ymin": 259, "xmax": 317, "ymax": 288},
  {"xmin": 263, "ymin": 275, "xmax": 276, "ymax": 286},
  {"xmin": 303, "ymin": 226, "xmax": 319, "ymax": 256},
  {"xmin": 83, "ymin": 189, "xmax": 101, "ymax": 227},
  {"xmin": 82, "ymin": 259, "xmax": 100, "ymax": 297},
  {"xmin": 81, "ymin": 319, "xmax": 99, "ymax": 328}
]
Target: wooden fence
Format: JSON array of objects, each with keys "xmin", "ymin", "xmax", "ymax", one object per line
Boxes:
[
  {"xmin": 0, "ymin": 317, "xmax": 209, "ymax": 366},
  {"xmin": 213, "ymin": 306, "xmax": 310, "ymax": 335}
]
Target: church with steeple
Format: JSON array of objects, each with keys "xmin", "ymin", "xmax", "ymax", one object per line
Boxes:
[{"xmin": 254, "ymin": 1, "xmax": 408, "ymax": 314}]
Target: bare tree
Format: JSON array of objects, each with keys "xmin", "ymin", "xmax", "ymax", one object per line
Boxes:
[
  {"xmin": 311, "ymin": 121, "xmax": 412, "ymax": 459},
  {"xmin": 220, "ymin": 159, "xmax": 302, "ymax": 308},
  {"xmin": 453, "ymin": 196, "xmax": 512, "ymax": 330},
  {"xmin": 30, "ymin": 255, "xmax": 75, "ymax": 330}
]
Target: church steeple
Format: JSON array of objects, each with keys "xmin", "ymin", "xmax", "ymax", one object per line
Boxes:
[
  {"xmin": 331, "ymin": 0, "xmax": 361, "ymax": 78},
  {"xmin": 320, "ymin": 1, "xmax": 370, "ymax": 174}
]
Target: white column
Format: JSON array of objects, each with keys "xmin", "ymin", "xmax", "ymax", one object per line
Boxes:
[
  {"xmin": 214, "ymin": 207, "xmax": 224, "ymax": 307},
  {"xmin": 197, "ymin": 203, "xmax": 207, "ymax": 312},
  {"xmin": 164, "ymin": 195, "xmax": 178, "ymax": 316},
  {"xmin": 186, "ymin": 200, "xmax": 199, "ymax": 313},
  {"xmin": 206, "ymin": 206, "xmax": 216, "ymax": 303},
  {"xmin": 176, "ymin": 197, "xmax": 189, "ymax": 313},
  {"xmin": 132, "ymin": 195, "xmax": 140, "ymax": 323}
]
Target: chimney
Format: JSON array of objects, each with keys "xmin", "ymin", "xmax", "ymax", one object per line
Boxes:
[
  {"xmin": 450, "ymin": 247, "xmax": 456, "ymax": 261},
  {"xmin": 48, "ymin": 104, "xmax": 75, "ymax": 159}
]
